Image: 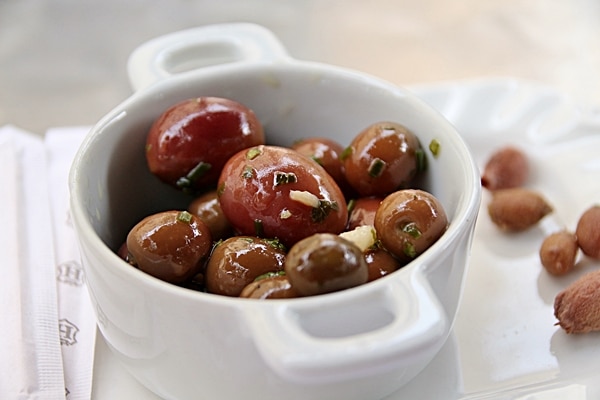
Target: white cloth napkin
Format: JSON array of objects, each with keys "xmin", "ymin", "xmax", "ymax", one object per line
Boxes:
[{"xmin": 0, "ymin": 125, "xmax": 94, "ymax": 400}]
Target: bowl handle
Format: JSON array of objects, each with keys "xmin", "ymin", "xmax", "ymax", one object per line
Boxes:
[
  {"xmin": 127, "ymin": 23, "xmax": 290, "ymax": 92},
  {"xmin": 245, "ymin": 269, "xmax": 448, "ymax": 384}
]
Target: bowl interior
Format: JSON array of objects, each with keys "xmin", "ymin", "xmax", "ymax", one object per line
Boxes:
[{"xmin": 72, "ymin": 60, "xmax": 477, "ymax": 266}]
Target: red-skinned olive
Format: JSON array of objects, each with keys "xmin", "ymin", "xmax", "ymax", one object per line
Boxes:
[
  {"xmin": 343, "ymin": 121, "xmax": 425, "ymax": 197},
  {"xmin": 374, "ymin": 189, "xmax": 448, "ymax": 262},
  {"xmin": 146, "ymin": 97, "xmax": 264, "ymax": 192},
  {"xmin": 205, "ymin": 236, "xmax": 287, "ymax": 297},
  {"xmin": 218, "ymin": 145, "xmax": 348, "ymax": 247},
  {"xmin": 284, "ymin": 233, "xmax": 368, "ymax": 296},
  {"xmin": 291, "ymin": 137, "xmax": 352, "ymax": 196},
  {"xmin": 239, "ymin": 274, "xmax": 298, "ymax": 299},
  {"xmin": 188, "ymin": 190, "xmax": 233, "ymax": 241},
  {"xmin": 126, "ymin": 210, "xmax": 213, "ymax": 284},
  {"xmin": 347, "ymin": 197, "xmax": 383, "ymax": 230}
]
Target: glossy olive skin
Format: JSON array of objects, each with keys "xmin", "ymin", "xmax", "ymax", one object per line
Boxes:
[
  {"xmin": 375, "ymin": 189, "xmax": 448, "ymax": 262},
  {"xmin": 146, "ymin": 97, "xmax": 264, "ymax": 192},
  {"xmin": 239, "ymin": 275, "xmax": 298, "ymax": 299},
  {"xmin": 343, "ymin": 121, "xmax": 424, "ymax": 197},
  {"xmin": 218, "ymin": 145, "xmax": 348, "ymax": 247},
  {"xmin": 347, "ymin": 197, "xmax": 383, "ymax": 230},
  {"xmin": 291, "ymin": 137, "xmax": 352, "ymax": 196},
  {"xmin": 364, "ymin": 248, "xmax": 402, "ymax": 282},
  {"xmin": 285, "ymin": 233, "xmax": 368, "ymax": 296},
  {"xmin": 205, "ymin": 236, "xmax": 287, "ymax": 297},
  {"xmin": 126, "ymin": 210, "xmax": 213, "ymax": 284},
  {"xmin": 188, "ymin": 190, "xmax": 232, "ymax": 241}
]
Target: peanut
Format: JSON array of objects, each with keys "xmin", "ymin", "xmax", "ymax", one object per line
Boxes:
[
  {"xmin": 575, "ymin": 205, "xmax": 600, "ymax": 259},
  {"xmin": 487, "ymin": 188, "xmax": 552, "ymax": 231},
  {"xmin": 554, "ymin": 269, "xmax": 600, "ymax": 333},
  {"xmin": 539, "ymin": 231, "xmax": 578, "ymax": 276},
  {"xmin": 481, "ymin": 146, "xmax": 529, "ymax": 190}
]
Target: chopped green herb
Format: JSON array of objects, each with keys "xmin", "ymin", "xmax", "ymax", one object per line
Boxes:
[
  {"xmin": 310, "ymin": 155, "xmax": 323, "ymax": 166},
  {"xmin": 429, "ymin": 139, "xmax": 441, "ymax": 157},
  {"xmin": 254, "ymin": 219, "xmax": 264, "ymax": 237},
  {"xmin": 274, "ymin": 171, "xmax": 298, "ymax": 186},
  {"xmin": 340, "ymin": 146, "xmax": 353, "ymax": 161},
  {"xmin": 403, "ymin": 241, "xmax": 417, "ymax": 258},
  {"xmin": 246, "ymin": 147, "xmax": 262, "ymax": 160},
  {"xmin": 311, "ymin": 200, "xmax": 339, "ymax": 223},
  {"xmin": 176, "ymin": 161, "xmax": 212, "ymax": 192},
  {"xmin": 368, "ymin": 158, "xmax": 386, "ymax": 177},
  {"xmin": 176, "ymin": 210, "xmax": 193, "ymax": 224},
  {"xmin": 254, "ymin": 270, "xmax": 286, "ymax": 282},
  {"xmin": 347, "ymin": 198, "xmax": 356, "ymax": 214},
  {"xmin": 242, "ymin": 166, "xmax": 254, "ymax": 179},
  {"xmin": 263, "ymin": 237, "xmax": 286, "ymax": 252},
  {"xmin": 402, "ymin": 222, "xmax": 422, "ymax": 239},
  {"xmin": 217, "ymin": 182, "xmax": 226, "ymax": 197},
  {"xmin": 416, "ymin": 148, "xmax": 427, "ymax": 172}
]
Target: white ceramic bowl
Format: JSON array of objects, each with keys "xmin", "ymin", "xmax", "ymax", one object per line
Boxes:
[{"xmin": 69, "ymin": 23, "xmax": 480, "ymax": 400}]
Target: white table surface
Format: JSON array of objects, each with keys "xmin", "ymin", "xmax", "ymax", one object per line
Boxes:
[{"xmin": 2, "ymin": 0, "xmax": 600, "ymax": 135}]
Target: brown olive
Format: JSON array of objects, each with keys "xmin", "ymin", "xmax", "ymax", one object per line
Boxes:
[
  {"xmin": 239, "ymin": 274, "xmax": 299, "ymax": 299},
  {"xmin": 205, "ymin": 236, "xmax": 287, "ymax": 297},
  {"xmin": 364, "ymin": 248, "xmax": 402, "ymax": 281},
  {"xmin": 188, "ymin": 190, "xmax": 233, "ymax": 241},
  {"xmin": 374, "ymin": 189, "xmax": 448, "ymax": 262},
  {"xmin": 342, "ymin": 121, "xmax": 424, "ymax": 197},
  {"xmin": 284, "ymin": 233, "xmax": 368, "ymax": 296},
  {"xmin": 126, "ymin": 210, "xmax": 213, "ymax": 284},
  {"xmin": 347, "ymin": 197, "xmax": 382, "ymax": 230}
]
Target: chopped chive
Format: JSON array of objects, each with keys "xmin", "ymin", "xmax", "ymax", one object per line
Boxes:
[
  {"xmin": 217, "ymin": 182, "xmax": 226, "ymax": 197},
  {"xmin": 176, "ymin": 161, "xmax": 212, "ymax": 192},
  {"xmin": 311, "ymin": 200, "xmax": 339, "ymax": 223},
  {"xmin": 429, "ymin": 139, "xmax": 441, "ymax": 157},
  {"xmin": 402, "ymin": 222, "xmax": 422, "ymax": 239},
  {"xmin": 246, "ymin": 147, "xmax": 262, "ymax": 160},
  {"xmin": 242, "ymin": 166, "xmax": 254, "ymax": 179},
  {"xmin": 340, "ymin": 146, "xmax": 353, "ymax": 161},
  {"xmin": 263, "ymin": 237, "xmax": 286, "ymax": 252},
  {"xmin": 347, "ymin": 198, "xmax": 356, "ymax": 214},
  {"xmin": 254, "ymin": 270, "xmax": 286, "ymax": 282},
  {"xmin": 274, "ymin": 171, "xmax": 298, "ymax": 186},
  {"xmin": 416, "ymin": 148, "xmax": 427, "ymax": 172},
  {"xmin": 176, "ymin": 210, "xmax": 193, "ymax": 224},
  {"xmin": 403, "ymin": 241, "xmax": 417, "ymax": 258},
  {"xmin": 368, "ymin": 158, "xmax": 386, "ymax": 177},
  {"xmin": 254, "ymin": 219, "xmax": 264, "ymax": 237},
  {"xmin": 310, "ymin": 155, "xmax": 323, "ymax": 166}
]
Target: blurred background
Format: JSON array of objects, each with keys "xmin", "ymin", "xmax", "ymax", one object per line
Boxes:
[{"xmin": 1, "ymin": 0, "xmax": 600, "ymax": 135}]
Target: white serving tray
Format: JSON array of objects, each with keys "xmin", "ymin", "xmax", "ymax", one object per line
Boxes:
[{"xmin": 92, "ymin": 78, "xmax": 600, "ymax": 399}]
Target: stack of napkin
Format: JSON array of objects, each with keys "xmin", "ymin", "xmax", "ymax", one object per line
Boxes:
[{"xmin": 0, "ymin": 125, "xmax": 95, "ymax": 400}]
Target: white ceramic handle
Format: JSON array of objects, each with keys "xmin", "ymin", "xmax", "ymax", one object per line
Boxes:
[
  {"xmin": 127, "ymin": 23, "xmax": 290, "ymax": 92},
  {"xmin": 246, "ymin": 269, "xmax": 448, "ymax": 384}
]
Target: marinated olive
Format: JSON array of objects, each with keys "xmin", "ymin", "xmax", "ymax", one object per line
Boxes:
[
  {"xmin": 285, "ymin": 233, "xmax": 368, "ymax": 296},
  {"xmin": 218, "ymin": 145, "xmax": 348, "ymax": 247},
  {"xmin": 342, "ymin": 122, "xmax": 425, "ymax": 197},
  {"xmin": 239, "ymin": 274, "xmax": 298, "ymax": 299},
  {"xmin": 364, "ymin": 248, "xmax": 402, "ymax": 281},
  {"xmin": 347, "ymin": 197, "xmax": 383, "ymax": 230},
  {"xmin": 374, "ymin": 189, "xmax": 448, "ymax": 262},
  {"xmin": 291, "ymin": 137, "xmax": 352, "ymax": 195},
  {"xmin": 205, "ymin": 236, "xmax": 287, "ymax": 297},
  {"xmin": 188, "ymin": 190, "xmax": 233, "ymax": 240},
  {"xmin": 146, "ymin": 97, "xmax": 265, "ymax": 192},
  {"xmin": 126, "ymin": 210, "xmax": 213, "ymax": 284}
]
